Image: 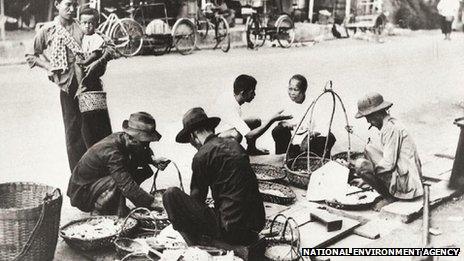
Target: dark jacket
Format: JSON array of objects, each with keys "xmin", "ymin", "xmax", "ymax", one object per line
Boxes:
[
  {"xmin": 67, "ymin": 132, "xmax": 155, "ymax": 211},
  {"xmin": 191, "ymin": 135, "xmax": 265, "ymax": 234}
]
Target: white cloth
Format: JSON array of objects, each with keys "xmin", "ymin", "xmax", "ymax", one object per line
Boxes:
[
  {"xmin": 212, "ymin": 92, "xmax": 250, "ymax": 147},
  {"xmin": 81, "ymin": 33, "xmax": 105, "ymax": 56},
  {"xmin": 437, "ymin": 0, "xmax": 460, "ymax": 17}
]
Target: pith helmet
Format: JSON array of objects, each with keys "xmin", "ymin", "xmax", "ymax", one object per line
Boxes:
[{"xmin": 355, "ymin": 92, "xmax": 393, "ymax": 118}]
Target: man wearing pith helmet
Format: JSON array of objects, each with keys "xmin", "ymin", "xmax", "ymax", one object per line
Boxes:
[
  {"xmin": 353, "ymin": 93, "xmax": 424, "ymax": 208},
  {"xmin": 67, "ymin": 112, "xmax": 171, "ymax": 216},
  {"xmin": 162, "ymin": 107, "xmax": 265, "ymax": 246}
]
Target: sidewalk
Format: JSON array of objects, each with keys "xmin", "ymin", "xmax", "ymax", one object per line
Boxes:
[{"xmin": 0, "ymin": 22, "xmax": 411, "ymax": 66}]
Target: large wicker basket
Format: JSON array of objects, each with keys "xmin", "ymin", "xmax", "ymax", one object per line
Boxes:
[
  {"xmin": 0, "ymin": 182, "xmax": 62, "ymax": 261},
  {"xmin": 77, "ymin": 91, "xmax": 108, "ymax": 113},
  {"xmin": 258, "ymin": 181, "xmax": 296, "ymax": 206},
  {"xmin": 251, "ymin": 163, "xmax": 286, "ymax": 182}
]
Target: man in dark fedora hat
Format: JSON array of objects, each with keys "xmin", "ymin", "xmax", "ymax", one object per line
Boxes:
[
  {"xmin": 352, "ymin": 93, "xmax": 423, "ymax": 209},
  {"xmin": 67, "ymin": 112, "xmax": 171, "ymax": 215},
  {"xmin": 162, "ymin": 107, "xmax": 265, "ymax": 246}
]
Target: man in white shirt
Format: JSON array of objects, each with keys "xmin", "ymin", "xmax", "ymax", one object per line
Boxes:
[
  {"xmin": 214, "ymin": 74, "xmax": 293, "ymax": 155},
  {"xmin": 272, "ymin": 74, "xmax": 336, "ymax": 157}
]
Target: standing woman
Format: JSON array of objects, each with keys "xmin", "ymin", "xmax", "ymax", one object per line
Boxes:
[
  {"xmin": 26, "ymin": 0, "xmax": 112, "ymax": 172},
  {"xmin": 437, "ymin": 0, "xmax": 461, "ymax": 40}
]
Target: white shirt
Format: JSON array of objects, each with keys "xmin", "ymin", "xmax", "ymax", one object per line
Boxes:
[
  {"xmin": 212, "ymin": 92, "xmax": 250, "ymax": 146},
  {"xmin": 81, "ymin": 33, "xmax": 105, "ymax": 55},
  {"xmin": 281, "ymin": 98, "xmax": 315, "ymax": 144},
  {"xmin": 437, "ymin": 0, "xmax": 460, "ymax": 17}
]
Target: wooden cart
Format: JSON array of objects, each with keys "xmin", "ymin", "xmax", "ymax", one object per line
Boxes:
[{"xmin": 344, "ymin": 0, "xmax": 387, "ymax": 35}]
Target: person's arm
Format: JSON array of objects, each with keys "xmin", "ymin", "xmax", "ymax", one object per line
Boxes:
[
  {"xmin": 375, "ymin": 124, "xmax": 401, "ymax": 174},
  {"xmin": 190, "ymin": 156, "xmax": 208, "ymax": 203},
  {"xmin": 244, "ymin": 110, "xmax": 293, "ymax": 141},
  {"xmin": 77, "ymin": 50, "xmax": 102, "ymax": 66},
  {"xmin": 107, "ymin": 150, "xmax": 155, "ymax": 208},
  {"xmin": 25, "ymin": 26, "xmax": 53, "ymax": 72}
]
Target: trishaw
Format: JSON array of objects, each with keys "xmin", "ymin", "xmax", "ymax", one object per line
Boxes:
[
  {"xmin": 88, "ymin": 0, "xmax": 197, "ymax": 56},
  {"xmin": 343, "ymin": 0, "xmax": 387, "ymax": 36},
  {"xmin": 243, "ymin": 0, "xmax": 296, "ymax": 49}
]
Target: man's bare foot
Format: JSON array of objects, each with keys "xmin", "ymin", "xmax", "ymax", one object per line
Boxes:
[{"xmin": 373, "ymin": 197, "xmax": 396, "ymax": 212}]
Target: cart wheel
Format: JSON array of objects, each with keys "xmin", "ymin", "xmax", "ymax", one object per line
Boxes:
[
  {"xmin": 246, "ymin": 15, "xmax": 265, "ymax": 49},
  {"xmin": 172, "ymin": 18, "xmax": 196, "ymax": 55},
  {"xmin": 275, "ymin": 15, "xmax": 295, "ymax": 48},
  {"xmin": 213, "ymin": 16, "xmax": 231, "ymax": 53},
  {"xmin": 112, "ymin": 18, "xmax": 144, "ymax": 57},
  {"xmin": 373, "ymin": 15, "xmax": 387, "ymax": 35}
]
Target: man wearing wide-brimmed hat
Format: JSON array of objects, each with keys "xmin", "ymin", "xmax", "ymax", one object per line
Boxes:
[
  {"xmin": 162, "ymin": 107, "xmax": 265, "ymax": 246},
  {"xmin": 67, "ymin": 112, "xmax": 171, "ymax": 215},
  {"xmin": 353, "ymin": 93, "xmax": 424, "ymax": 207}
]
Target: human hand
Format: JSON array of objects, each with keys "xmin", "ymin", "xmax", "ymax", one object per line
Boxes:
[
  {"xmin": 271, "ymin": 110, "xmax": 293, "ymax": 122},
  {"xmin": 154, "ymin": 157, "xmax": 171, "ymax": 171}
]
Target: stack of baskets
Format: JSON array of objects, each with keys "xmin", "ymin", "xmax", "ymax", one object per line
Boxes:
[{"xmin": 0, "ymin": 182, "xmax": 62, "ymax": 261}]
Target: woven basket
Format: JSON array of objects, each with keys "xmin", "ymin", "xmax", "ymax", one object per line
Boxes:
[
  {"xmin": 283, "ymin": 155, "xmax": 330, "ymax": 189},
  {"xmin": 0, "ymin": 182, "xmax": 62, "ymax": 261},
  {"xmin": 60, "ymin": 215, "xmax": 137, "ymax": 251},
  {"xmin": 251, "ymin": 163, "xmax": 286, "ymax": 182},
  {"xmin": 77, "ymin": 91, "xmax": 108, "ymax": 113},
  {"xmin": 264, "ymin": 214, "xmax": 301, "ymax": 261},
  {"xmin": 258, "ymin": 181, "xmax": 296, "ymax": 206}
]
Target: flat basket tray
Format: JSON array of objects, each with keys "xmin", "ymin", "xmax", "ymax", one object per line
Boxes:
[
  {"xmin": 325, "ymin": 187, "xmax": 380, "ymax": 210},
  {"xmin": 258, "ymin": 181, "xmax": 296, "ymax": 206},
  {"xmin": 251, "ymin": 163, "xmax": 286, "ymax": 182},
  {"xmin": 60, "ymin": 215, "xmax": 137, "ymax": 251}
]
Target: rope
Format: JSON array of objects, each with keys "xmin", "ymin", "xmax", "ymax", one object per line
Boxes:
[
  {"xmin": 150, "ymin": 160, "xmax": 185, "ymax": 195},
  {"xmin": 14, "ymin": 188, "xmax": 61, "ymax": 261}
]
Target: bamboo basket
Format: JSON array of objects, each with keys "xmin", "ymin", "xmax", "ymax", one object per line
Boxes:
[
  {"xmin": 264, "ymin": 214, "xmax": 302, "ymax": 261},
  {"xmin": 60, "ymin": 215, "xmax": 137, "ymax": 251},
  {"xmin": 77, "ymin": 91, "xmax": 108, "ymax": 113},
  {"xmin": 0, "ymin": 182, "xmax": 62, "ymax": 261},
  {"xmin": 258, "ymin": 181, "xmax": 296, "ymax": 205},
  {"xmin": 251, "ymin": 163, "xmax": 286, "ymax": 182},
  {"xmin": 283, "ymin": 83, "xmax": 354, "ymax": 190}
]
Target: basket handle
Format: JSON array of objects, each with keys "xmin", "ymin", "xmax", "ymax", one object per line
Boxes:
[
  {"xmin": 121, "ymin": 252, "xmax": 160, "ymax": 261},
  {"xmin": 281, "ymin": 217, "xmax": 302, "ymax": 260},
  {"xmin": 13, "ymin": 188, "xmax": 62, "ymax": 261},
  {"xmin": 268, "ymin": 213, "xmax": 287, "ymax": 239},
  {"xmin": 116, "ymin": 207, "xmax": 152, "ymax": 241},
  {"xmin": 150, "ymin": 160, "xmax": 185, "ymax": 195}
]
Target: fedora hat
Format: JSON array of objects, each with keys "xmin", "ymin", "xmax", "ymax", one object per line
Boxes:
[
  {"xmin": 122, "ymin": 112, "xmax": 162, "ymax": 142},
  {"xmin": 355, "ymin": 92, "xmax": 393, "ymax": 119},
  {"xmin": 176, "ymin": 107, "xmax": 221, "ymax": 143}
]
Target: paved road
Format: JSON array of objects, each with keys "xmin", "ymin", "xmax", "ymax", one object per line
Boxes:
[{"xmin": 1, "ymin": 31, "xmax": 464, "ymax": 258}]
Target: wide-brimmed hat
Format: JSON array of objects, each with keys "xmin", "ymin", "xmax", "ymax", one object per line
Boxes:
[
  {"xmin": 122, "ymin": 112, "xmax": 162, "ymax": 142},
  {"xmin": 355, "ymin": 92, "xmax": 393, "ymax": 118},
  {"xmin": 176, "ymin": 107, "xmax": 221, "ymax": 143}
]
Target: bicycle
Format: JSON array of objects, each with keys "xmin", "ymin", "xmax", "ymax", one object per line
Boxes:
[
  {"xmin": 245, "ymin": 0, "xmax": 295, "ymax": 49},
  {"xmin": 196, "ymin": 4, "xmax": 231, "ymax": 52}
]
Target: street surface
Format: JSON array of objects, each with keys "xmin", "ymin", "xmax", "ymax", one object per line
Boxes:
[{"xmin": 1, "ymin": 30, "xmax": 463, "ymax": 259}]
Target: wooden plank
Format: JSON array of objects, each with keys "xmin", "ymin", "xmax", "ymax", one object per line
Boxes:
[
  {"xmin": 422, "ymin": 157, "xmax": 454, "ymax": 181},
  {"xmin": 380, "ymin": 180, "xmax": 458, "ymax": 223},
  {"xmin": 298, "ymin": 216, "xmax": 360, "ymax": 248}
]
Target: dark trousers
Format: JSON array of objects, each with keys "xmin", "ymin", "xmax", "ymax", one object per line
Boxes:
[
  {"xmin": 163, "ymin": 187, "xmax": 258, "ymax": 246},
  {"xmin": 441, "ymin": 16, "xmax": 453, "ymax": 34},
  {"xmin": 272, "ymin": 124, "xmax": 336, "ymax": 158},
  {"xmin": 60, "ymin": 78, "xmax": 112, "ymax": 172}
]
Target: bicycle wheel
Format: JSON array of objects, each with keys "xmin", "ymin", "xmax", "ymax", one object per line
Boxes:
[
  {"xmin": 111, "ymin": 18, "xmax": 144, "ymax": 57},
  {"xmin": 275, "ymin": 15, "xmax": 295, "ymax": 48},
  {"xmin": 246, "ymin": 16, "xmax": 265, "ymax": 49},
  {"xmin": 196, "ymin": 17, "xmax": 210, "ymax": 40},
  {"xmin": 214, "ymin": 16, "xmax": 230, "ymax": 52},
  {"xmin": 172, "ymin": 18, "xmax": 196, "ymax": 55}
]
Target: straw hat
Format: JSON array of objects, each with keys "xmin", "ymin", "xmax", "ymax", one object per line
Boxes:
[{"xmin": 355, "ymin": 92, "xmax": 393, "ymax": 118}]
